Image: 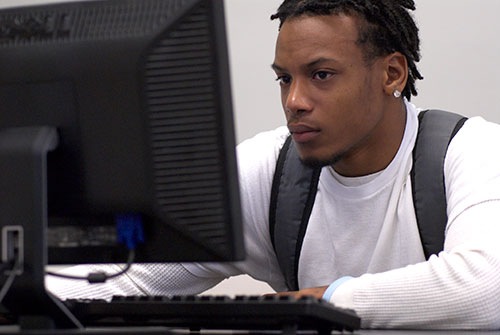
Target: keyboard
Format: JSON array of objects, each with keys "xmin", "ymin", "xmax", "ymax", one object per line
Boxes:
[{"xmin": 65, "ymin": 295, "xmax": 361, "ymax": 333}]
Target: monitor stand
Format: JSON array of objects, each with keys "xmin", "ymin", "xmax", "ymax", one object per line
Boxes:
[{"xmin": 0, "ymin": 126, "xmax": 82, "ymax": 329}]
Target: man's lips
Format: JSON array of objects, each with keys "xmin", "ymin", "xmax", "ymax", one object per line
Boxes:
[{"xmin": 288, "ymin": 124, "xmax": 321, "ymax": 143}]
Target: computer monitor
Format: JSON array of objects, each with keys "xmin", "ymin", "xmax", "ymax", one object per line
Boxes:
[{"xmin": 0, "ymin": 0, "xmax": 243, "ymax": 328}]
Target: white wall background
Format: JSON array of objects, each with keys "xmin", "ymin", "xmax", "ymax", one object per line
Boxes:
[{"xmin": 2, "ymin": 0, "xmax": 499, "ymax": 295}]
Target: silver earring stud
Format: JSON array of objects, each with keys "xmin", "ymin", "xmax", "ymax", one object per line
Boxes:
[{"xmin": 393, "ymin": 90, "xmax": 401, "ymax": 98}]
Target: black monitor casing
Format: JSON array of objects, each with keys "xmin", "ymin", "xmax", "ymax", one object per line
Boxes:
[{"xmin": 0, "ymin": 0, "xmax": 243, "ymax": 328}]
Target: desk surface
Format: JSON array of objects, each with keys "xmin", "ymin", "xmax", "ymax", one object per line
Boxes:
[{"xmin": 1, "ymin": 327, "xmax": 500, "ymax": 335}]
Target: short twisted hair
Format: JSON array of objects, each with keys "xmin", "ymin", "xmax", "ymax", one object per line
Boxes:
[{"xmin": 271, "ymin": 0, "xmax": 423, "ymax": 100}]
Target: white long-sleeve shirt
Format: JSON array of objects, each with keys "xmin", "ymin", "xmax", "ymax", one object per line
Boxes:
[{"xmin": 48, "ymin": 101, "xmax": 500, "ymax": 329}]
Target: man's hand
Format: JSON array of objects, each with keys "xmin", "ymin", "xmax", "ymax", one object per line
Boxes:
[{"xmin": 269, "ymin": 286, "xmax": 328, "ymax": 300}]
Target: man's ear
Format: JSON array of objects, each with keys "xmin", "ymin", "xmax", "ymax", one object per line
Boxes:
[{"xmin": 383, "ymin": 52, "xmax": 408, "ymax": 97}]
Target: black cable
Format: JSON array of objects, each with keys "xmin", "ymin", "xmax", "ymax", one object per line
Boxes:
[
  {"xmin": 46, "ymin": 249, "xmax": 135, "ymax": 284},
  {"xmin": 0, "ymin": 259, "xmax": 21, "ymax": 304}
]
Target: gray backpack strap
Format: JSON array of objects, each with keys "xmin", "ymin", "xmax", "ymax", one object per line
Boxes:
[
  {"xmin": 411, "ymin": 109, "xmax": 467, "ymax": 259},
  {"xmin": 269, "ymin": 136, "xmax": 321, "ymax": 291}
]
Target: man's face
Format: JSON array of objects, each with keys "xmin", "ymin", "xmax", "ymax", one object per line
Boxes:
[{"xmin": 272, "ymin": 14, "xmax": 390, "ymax": 171}]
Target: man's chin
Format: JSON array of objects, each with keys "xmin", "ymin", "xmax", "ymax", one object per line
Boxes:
[{"xmin": 299, "ymin": 153, "xmax": 344, "ymax": 169}]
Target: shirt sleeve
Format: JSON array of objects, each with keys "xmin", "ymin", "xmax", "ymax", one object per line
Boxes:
[{"xmin": 46, "ymin": 263, "xmax": 223, "ymax": 300}]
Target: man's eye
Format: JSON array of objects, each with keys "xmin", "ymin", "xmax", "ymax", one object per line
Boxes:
[
  {"xmin": 276, "ymin": 75, "xmax": 291, "ymax": 85},
  {"xmin": 313, "ymin": 71, "xmax": 332, "ymax": 80}
]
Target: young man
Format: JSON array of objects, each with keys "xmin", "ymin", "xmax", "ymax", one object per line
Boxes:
[{"xmin": 49, "ymin": 0, "xmax": 500, "ymax": 329}]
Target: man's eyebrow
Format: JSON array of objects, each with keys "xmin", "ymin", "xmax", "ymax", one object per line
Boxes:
[
  {"xmin": 271, "ymin": 63, "xmax": 285, "ymax": 72},
  {"xmin": 271, "ymin": 57, "xmax": 339, "ymax": 72},
  {"xmin": 305, "ymin": 57, "xmax": 339, "ymax": 68}
]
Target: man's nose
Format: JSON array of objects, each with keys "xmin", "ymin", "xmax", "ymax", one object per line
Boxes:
[{"xmin": 284, "ymin": 80, "xmax": 312, "ymax": 116}]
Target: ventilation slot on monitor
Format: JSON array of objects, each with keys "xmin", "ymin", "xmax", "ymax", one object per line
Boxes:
[{"xmin": 143, "ymin": 2, "xmax": 230, "ymax": 255}]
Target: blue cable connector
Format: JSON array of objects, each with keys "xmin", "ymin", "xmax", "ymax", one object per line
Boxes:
[{"xmin": 115, "ymin": 214, "xmax": 145, "ymax": 250}]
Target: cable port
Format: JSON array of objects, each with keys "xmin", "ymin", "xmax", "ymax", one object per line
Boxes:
[{"xmin": 2, "ymin": 226, "xmax": 23, "ymax": 275}]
